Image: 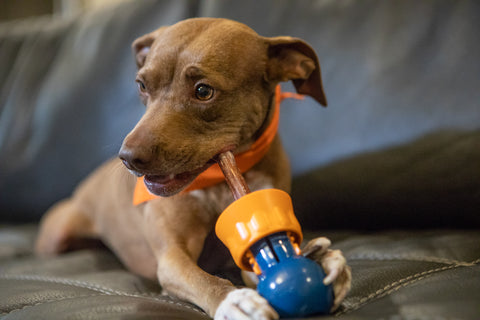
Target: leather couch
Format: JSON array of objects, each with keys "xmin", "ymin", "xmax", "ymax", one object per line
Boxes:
[{"xmin": 1, "ymin": 1, "xmax": 479, "ymax": 319}]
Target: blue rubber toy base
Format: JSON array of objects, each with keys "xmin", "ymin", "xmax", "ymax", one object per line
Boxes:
[{"xmin": 251, "ymin": 232, "xmax": 334, "ymax": 318}]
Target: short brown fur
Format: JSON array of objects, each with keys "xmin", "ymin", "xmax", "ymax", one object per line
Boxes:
[{"xmin": 36, "ymin": 18, "xmax": 350, "ymax": 319}]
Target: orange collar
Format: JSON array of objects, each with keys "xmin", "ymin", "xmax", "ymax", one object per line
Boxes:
[{"xmin": 133, "ymin": 85, "xmax": 304, "ymax": 205}]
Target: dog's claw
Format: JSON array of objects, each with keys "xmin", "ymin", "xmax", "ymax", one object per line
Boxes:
[
  {"xmin": 302, "ymin": 237, "xmax": 331, "ymax": 258},
  {"xmin": 215, "ymin": 288, "xmax": 279, "ymax": 320}
]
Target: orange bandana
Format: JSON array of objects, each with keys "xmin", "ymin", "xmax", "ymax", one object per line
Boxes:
[{"xmin": 133, "ymin": 85, "xmax": 304, "ymax": 205}]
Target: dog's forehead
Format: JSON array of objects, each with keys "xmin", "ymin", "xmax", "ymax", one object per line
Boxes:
[
  {"xmin": 168, "ymin": 18, "xmax": 259, "ymax": 42},
  {"xmin": 151, "ymin": 19, "xmax": 265, "ymax": 68}
]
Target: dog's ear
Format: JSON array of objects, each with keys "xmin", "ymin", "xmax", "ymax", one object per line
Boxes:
[
  {"xmin": 132, "ymin": 27, "xmax": 166, "ymax": 68},
  {"xmin": 264, "ymin": 36, "xmax": 327, "ymax": 106}
]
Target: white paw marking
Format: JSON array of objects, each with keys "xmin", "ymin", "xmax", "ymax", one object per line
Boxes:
[{"xmin": 215, "ymin": 288, "xmax": 279, "ymax": 320}]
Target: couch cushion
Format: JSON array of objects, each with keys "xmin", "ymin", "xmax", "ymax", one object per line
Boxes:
[
  {"xmin": 1, "ymin": 0, "xmax": 480, "ymax": 223},
  {"xmin": 1, "ymin": 225, "xmax": 479, "ymax": 319},
  {"xmin": 293, "ymin": 130, "xmax": 480, "ymax": 229}
]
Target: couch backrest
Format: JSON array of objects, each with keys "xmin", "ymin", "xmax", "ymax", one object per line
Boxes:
[{"xmin": 1, "ymin": 0, "xmax": 479, "ymax": 224}]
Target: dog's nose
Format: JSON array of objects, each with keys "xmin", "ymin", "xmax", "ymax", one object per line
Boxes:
[{"xmin": 118, "ymin": 146, "xmax": 152, "ymax": 171}]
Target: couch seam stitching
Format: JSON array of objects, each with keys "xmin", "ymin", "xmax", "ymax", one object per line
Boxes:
[
  {"xmin": 0, "ymin": 293, "xmax": 105, "ymax": 317},
  {"xmin": 0, "ymin": 274, "xmax": 206, "ymax": 316},
  {"xmin": 337, "ymin": 258, "xmax": 479, "ymax": 315},
  {"xmin": 346, "ymin": 253, "xmax": 476, "ymax": 266}
]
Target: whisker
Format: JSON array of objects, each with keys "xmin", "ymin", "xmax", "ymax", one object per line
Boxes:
[
  {"xmin": 108, "ymin": 160, "xmax": 138, "ymax": 197},
  {"xmin": 101, "ymin": 142, "xmax": 122, "ymax": 154}
]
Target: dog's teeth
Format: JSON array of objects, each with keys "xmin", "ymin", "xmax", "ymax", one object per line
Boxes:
[{"xmin": 168, "ymin": 173, "xmax": 175, "ymax": 180}]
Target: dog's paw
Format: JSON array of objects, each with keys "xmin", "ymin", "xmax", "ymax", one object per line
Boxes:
[
  {"xmin": 215, "ymin": 288, "xmax": 279, "ymax": 320},
  {"xmin": 303, "ymin": 237, "xmax": 352, "ymax": 311}
]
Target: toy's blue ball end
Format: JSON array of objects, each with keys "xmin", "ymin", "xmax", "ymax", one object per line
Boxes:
[{"xmin": 256, "ymin": 256, "xmax": 334, "ymax": 318}]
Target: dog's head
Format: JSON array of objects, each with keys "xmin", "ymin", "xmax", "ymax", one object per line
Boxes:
[{"xmin": 119, "ymin": 18, "xmax": 326, "ymax": 197}]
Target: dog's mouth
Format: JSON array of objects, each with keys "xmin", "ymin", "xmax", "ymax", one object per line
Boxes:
[
  {"xmin": 142, "ymin": 160, "xmax": 215, "ymax": 197},
  {"xmin": 133, "ymin": 146, "xmax": 235, "ymax": 197}
]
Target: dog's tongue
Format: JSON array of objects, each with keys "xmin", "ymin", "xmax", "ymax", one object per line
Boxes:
[
  {"xmin": 144, "ymin": 172, "xmax": 196, "ymax": 197},
  {"xmin": 146, "ymin": 174, "xmax": 176, "ymax": 184}
]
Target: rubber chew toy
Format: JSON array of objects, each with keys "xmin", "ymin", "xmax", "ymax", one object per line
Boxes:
[{"xmin": 215, "ymin": 151, "xmax": 334, "ymax": 317}]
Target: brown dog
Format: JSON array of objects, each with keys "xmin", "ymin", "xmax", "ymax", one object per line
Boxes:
[{"xmin": 36, "ymin": 18, "xmax": 351, "ymax": 319}]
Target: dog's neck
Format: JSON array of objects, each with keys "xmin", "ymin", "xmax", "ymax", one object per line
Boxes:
[
  {"xmin": 236, "ymin": 87, "xmax": 277, "ymax": 155},
  {"xmin": 133, "ymin": 85, "xmax": 303, "ymax": 205}
]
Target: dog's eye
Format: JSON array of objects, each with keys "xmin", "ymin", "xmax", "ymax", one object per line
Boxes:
[
  {"xmin": 136, "ymin": 80, "xmax": 147, "ymax": 92},
  {"xmin": 195, "ymin": 84, "xmax": 214, "ymax": 101}
]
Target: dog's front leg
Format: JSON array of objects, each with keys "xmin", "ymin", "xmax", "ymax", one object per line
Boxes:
[
  {"xmin": 155, "ymin": 244, "xmax": 233, "ymax": 316},
  {"xmin": 141, "ymin": 202, "xmax": 230, "ymax": 315},
  {"xmin": 141, "ymin": 201, "xmax": 278, "ymax": 319}
]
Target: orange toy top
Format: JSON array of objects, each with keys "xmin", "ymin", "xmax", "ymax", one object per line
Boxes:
[
  {"xmin": 215, "ymin": 188, "xmax": 303, "ymax": 272},
  {"xmin": 133, "ymin": 85, "xmax": 304, "ymax": 205}
]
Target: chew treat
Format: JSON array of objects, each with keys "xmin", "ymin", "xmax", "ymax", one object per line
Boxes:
[{"xmin": 217, "ymin": 151, "xmax": 250, "ymax": 200}]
